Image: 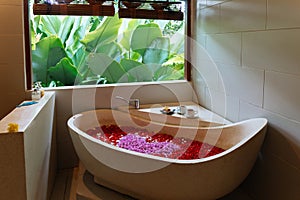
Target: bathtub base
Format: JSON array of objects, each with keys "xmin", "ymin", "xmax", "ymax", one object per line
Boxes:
[
  {"xmin": 93, "ymin": 176, "xmax": 138, "ymax": 199},
  {"xmin": 75, "ymin": 163, "xmax": 136, "ymax": 200},
  {"xmin": 75, "ymin": 165, "xmax": 249, "ymax": 200}
]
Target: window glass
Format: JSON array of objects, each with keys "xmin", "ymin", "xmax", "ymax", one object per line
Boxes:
[{"xmin": 29, "ymin": 1, "xmax": 187, "ymax": 87}]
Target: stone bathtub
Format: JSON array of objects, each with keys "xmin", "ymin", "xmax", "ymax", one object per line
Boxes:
[{"xmin": 67, "ymin": 109, "xmax": 267, "ymax": 200}]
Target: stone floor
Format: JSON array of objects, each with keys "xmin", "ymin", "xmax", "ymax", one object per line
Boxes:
[{"xmin": 50, "ymin": 164, "xmax": 253, "ymax": 200}]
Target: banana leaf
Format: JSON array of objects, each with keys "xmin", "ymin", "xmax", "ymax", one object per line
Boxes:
[
  {"xmin": 48, "ymin": 58, "xmax": 81, "ymax": 86},
  {"xmin": 31, "ymin": 35, "xmax": 67, "ymax": 84},
  {"xmin": 143, "ymin": 36, "xmax": 170, "ymax": 64},
  {"xmin": 81, "ymin": 15, "xmax": 122, "ymax": 52},
  {"xmin": 120, "ymin": 59, "xmax": 152, "ymax": 82},
  {"xmin": 88, "ymin": 53, "xmax": 127, "ymax": 83},
  {"xmin": 131, "ymin": 23, "xmax": 162, "ymax": 57},
  {"xmin": 120, "ymin": 19, "xmax": 140, "ymax": 51}
]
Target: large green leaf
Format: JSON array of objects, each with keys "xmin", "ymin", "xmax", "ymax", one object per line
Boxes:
[
  {"xmin": 30, "ymin": 18, "xmax": 38, "ymax": 50},
  {"xmin": 120, "ymin": 59, "xmax": 152, "ymax": 82},
  {"xmin": 88, "ymin": 53, "xmax": 127, "ymax": 83},
  {"xmin": 31, "ymin": 36, "xmax": 67, "ymax": 83},
  {"xmin": 39, "ymin": 16, "xmax": 61, "ymax": 37},
  {"xmin": 81, "ymin": 15, "xmax": 122, "ymax": 52},
  {"xmin": 72, "ymin": 47, "xmax": 89, "ymax": 74},
  {"xmin": 65, "ymin": 16, "xmax": 91, "ymax": 54},
  {"xmin": 48, "ymin": 58, "xmax": 81, "ymax": 86},
  {"xmin": 57, "ymin": 16, "xmax": 75, "ymax": 45},
  {"xmin": 65, "ymin": 17, "xmax": 92, "ymax": 66},
  {"xmin": 131, "ymin": 23, "xmax": 162, "ymax": 57},
  {"xmin": 119, "ymin": 19, "xmax": 140, "ymax": 51},
  {"xmin": 95, "ymin": 42, "xmax": 122, "ymax": 60},
  {"xmin": 143, "ymin": 36, "xmax": 170, "ymax": 64},
  {"xmin": 102, "ymin": 61, "xmax": 128, "ymax": 83},
  {"xmin": 170, "ymin": 32, "xmax": 185, "ymax": 55}
]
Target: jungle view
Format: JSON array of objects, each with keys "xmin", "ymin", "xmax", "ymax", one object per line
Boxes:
[{"xmin": 30, "ymin": 11, "xmax": 185, "ymax": 87}]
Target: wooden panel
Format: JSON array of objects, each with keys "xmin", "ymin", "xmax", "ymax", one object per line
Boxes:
[
  {"xmin": 33, "ymin": 4, "xmax": 115, "ymax": 16},
  {"xmin": 119, "ymin": 8, "xmax": 183, "ymax": 20}
]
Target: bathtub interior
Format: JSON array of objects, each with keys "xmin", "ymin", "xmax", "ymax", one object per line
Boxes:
[{"xmin": 71, "ymin": 109, "xmax": 267, "ymax": 154}]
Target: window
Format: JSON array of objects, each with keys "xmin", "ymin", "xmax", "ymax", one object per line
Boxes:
[{"xmin": 24, "ymin": 0, "xmax": 191, "ymax": 89}]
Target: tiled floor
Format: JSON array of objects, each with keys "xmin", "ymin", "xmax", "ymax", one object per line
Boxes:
[{"xmin": 50, "ymin": 166, "xmax": 253, "ymax": 200}]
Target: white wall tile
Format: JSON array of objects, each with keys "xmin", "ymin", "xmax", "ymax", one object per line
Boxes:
[
  {"xmin": 243, "ymin": 29, "xmax": 300, "ymax": 76},
  {"xmin": 197, "ymin": 5, "xmax": 220, "ymax": 34},
  {"xmin": 194, "ymin": 0, "xmax": 300, "ymax": 198},
  {"xmin": 220, "ymin": 0, "xmax": 266, "ymax": 32},
  {"xmin": 239, "ymin": 101, "xmax": 300, "ymax": 152},
  {"xmin": 264, "ymin": 71, "xmax": 300, "ymax": 122},
  {"xmin": 206, "ymin": 33, "xmax": 241, "ymax": 65},
  {"xmin": 0, "ymin": 5, "xmax": 23, "ymax": 34},
  {"xmin": 206, "ymin": 0, "xmax": 226, "ymax": 7},
  {"xmin": 217, "ymin": 64, "xmax": 264, "ymax": 106},
  {"xmin": 194, "ymin": 59, "xmax": 220, "ymax": 92},
  {"xmin": 206, "ymin": 89, "xmax": 227, "ymax": 118},
  {"xmin": 223, "ymin": 94, "xmax": 239, "ymax": 122},
  {"xmin": 205, "ymin": 89, "xmax": 240, "ymax": 122},
  {"xmin": 195, "ymin": 33, "xmax": 206, "ymax": 48},
  {"xmin": 197, "ymin": 0, "xmax": 207, "ymax": 9},
  {"xmin": 267, "ymin": 0, "xmax": 300, "ymax": 29},
  {"xmin": 192, "ymin": 67, "xmax": 207, "ymax": 106}
]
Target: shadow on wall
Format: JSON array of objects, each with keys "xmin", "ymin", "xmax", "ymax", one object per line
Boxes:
[{"xmin": 242, "ymin": 126, "xmax": 300, "ymax": 199}]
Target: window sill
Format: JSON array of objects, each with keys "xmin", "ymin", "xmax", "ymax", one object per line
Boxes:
[{"xmin": 42, "ymin": 80, "xmax": 190, "ymax": 91}]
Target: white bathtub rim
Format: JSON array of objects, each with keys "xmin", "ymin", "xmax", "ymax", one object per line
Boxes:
[{"xmin": 67, "ymin": 112, "xmax": 267, "ymax": 165}]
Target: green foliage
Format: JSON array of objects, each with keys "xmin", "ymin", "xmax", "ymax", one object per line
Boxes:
[
  {"xmin": 143, "ymin": 37, "xmax": 170, "ymax": 64},
  {"xmin": 31, "ymin": 35, "xmax": 68, "ymax": 84},
  {"xmin": 31, "ymin": 14, "xmax": 185, "ymax": 87},
  {"xmin": 87, "ymin": 53, "xmax": 127, "ymax": 83},
  {"xmin": 48, "ymin": 58, "xmax": 82, "ymax": 85},
  {"xmin": 81, "ymin": 14, "xmax": 122, "ymax": 52},
  {"xmin": 131, "ymin": 23, "xmax": 162, "ymax": 57}
]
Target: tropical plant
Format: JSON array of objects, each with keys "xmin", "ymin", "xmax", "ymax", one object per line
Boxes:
[{"xmin": 30, "ymin": 13, "xmax": 185, "ymax": 87}]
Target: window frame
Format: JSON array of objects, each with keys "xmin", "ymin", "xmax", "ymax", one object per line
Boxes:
[{"xmin": 23, "ymin": 0, "xmax": 192, "ymax": 90}]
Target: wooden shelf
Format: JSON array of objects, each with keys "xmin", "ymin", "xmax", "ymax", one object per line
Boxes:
[
  {"xmin": 119, "ymin": 8, "xmax": 183, "ymax": 20},
  {"xmin": 33, "ymin": 0, "xmax": 184, "ymax": 20},
  {"xmin": 33, "ymin": 3, "xmax": 115, "ymax": 16}
]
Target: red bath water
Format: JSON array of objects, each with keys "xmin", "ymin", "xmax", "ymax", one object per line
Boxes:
[{"xmin": 86, "ymin": 125, "xmax": 225, "ymax": 160}]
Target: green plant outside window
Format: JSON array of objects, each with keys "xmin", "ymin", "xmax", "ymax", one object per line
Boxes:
[{"xmin": 30, "ymin": 11, "xmax": 185, "ymax": 87}]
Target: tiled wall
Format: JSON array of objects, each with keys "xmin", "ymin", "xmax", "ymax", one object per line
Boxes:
[
  {"xmin": 0, "ymin": 0, "xmax": 26, "ymax": 119},
  {"xmin": 193, "ymin": 0, "xmax": 300, "ymax": 199}
]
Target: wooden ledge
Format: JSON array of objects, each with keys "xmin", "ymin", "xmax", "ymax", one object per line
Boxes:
[
  {"xmin": 119, "ymin": 8, "xmax": 183, "ymax": 20},
  {"xmin": 33, "ymin": 3, "xmax": 115, "ymax": 16}
]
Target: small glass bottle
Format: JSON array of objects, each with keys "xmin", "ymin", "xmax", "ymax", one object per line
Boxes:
[
  {"xmin": 36, "ymin": 81, "xmax": 44, "ymax": 97},
  {"xmin": 31, "ymin": 88, "xmax": 41, "ymax": 100}
]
